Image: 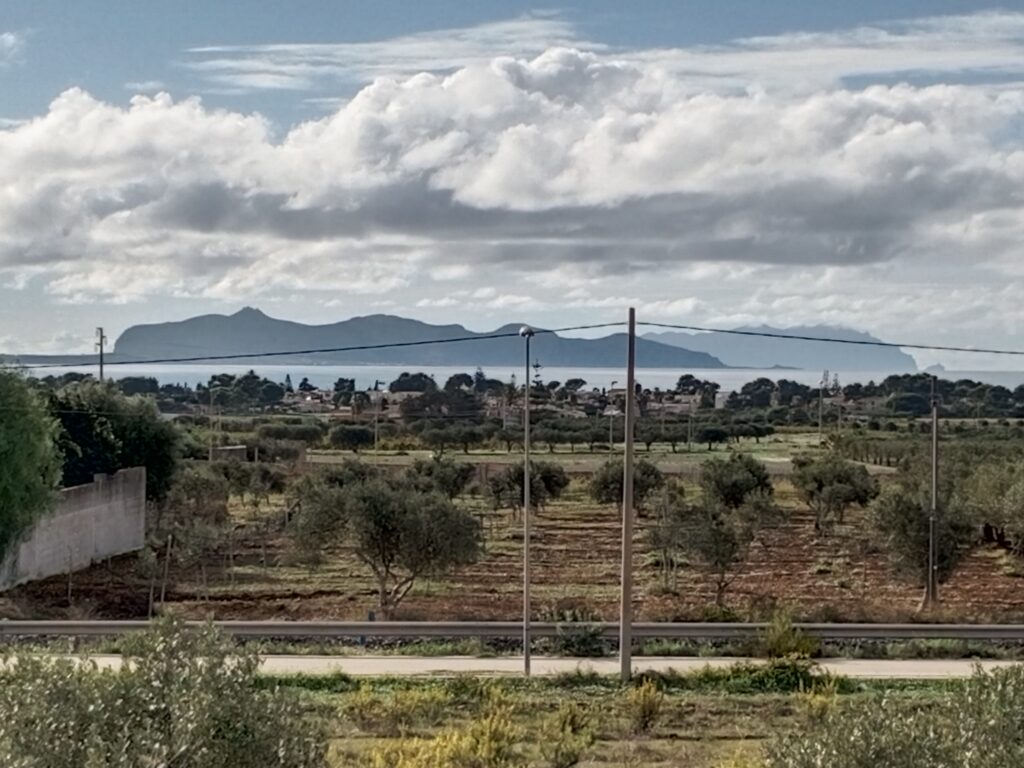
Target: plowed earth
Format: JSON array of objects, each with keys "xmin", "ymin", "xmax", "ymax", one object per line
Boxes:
[{"xmin": 5, "ymin": 477, "xmax": 1023, "ymax": 624}]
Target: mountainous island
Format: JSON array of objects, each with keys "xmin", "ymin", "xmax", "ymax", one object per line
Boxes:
[
  {"xmin": 644, "ymin": 324, "xmax": 917, "ymax": 371},
  {"xmin": 2, "ymin": 310, "xmax": 920, "ymax": 371},
  {"xmin": 107, "ymin": 308, "xmax": 726, "ymax": 369}
]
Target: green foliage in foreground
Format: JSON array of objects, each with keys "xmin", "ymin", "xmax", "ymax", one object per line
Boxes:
[
  {"xmin": 0, "ymin": 619, "xmax": 325, "ymax": 768},
  {"xmin": 766, "ymin": 665, "xmax": 1024, "ymax": 768},
  {"xmin": 0, "ymin": 369, "xmax": 60, "ymax": 559}
]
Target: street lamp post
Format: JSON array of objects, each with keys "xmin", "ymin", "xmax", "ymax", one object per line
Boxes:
[{"xmin": 519, "ymin": 325, "xmax": 535, "ymax": 676}]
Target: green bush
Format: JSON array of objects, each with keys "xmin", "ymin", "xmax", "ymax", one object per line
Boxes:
[
  {"xmin": 0, "ymin": 619, "xmax": 325, "ymax": 768},
  {"xmin": 640, "ymin": 658, "xmax": 839, "ymax": 695},
  {"xmin": 766, "ymin": 665, "xmax": 1024, "ymax": 767}
]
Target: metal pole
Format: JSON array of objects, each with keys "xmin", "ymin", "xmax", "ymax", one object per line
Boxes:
[
  {"xmin": 818, "ymin": 378, "xmax": 824, "ymax": 446},
  {"xmin": 609, "ymin": 380, "xmax": 618, "ymax": 449},
  {"xmin": 520, "ymin": 326, "xmax": 534, "ymax": 676},
  {"xmin": 927, "ymin": 376, "xmax": 939, "ymax": 606},
  {"xmin": 619, "ymin": 308, "xmax": 637, "ymax": 682}
]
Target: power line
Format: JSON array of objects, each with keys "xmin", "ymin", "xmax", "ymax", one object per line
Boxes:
[
  {"xmin": 14, "ymin": 322, "xmax": 626, "ymax": 370},
  {"xmin": 639, "ymin": 322, "xmax": 1024, "ymax": 357}
]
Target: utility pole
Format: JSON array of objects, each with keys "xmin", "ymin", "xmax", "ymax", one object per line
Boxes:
[
  {"xmin": 927, "ymin": 375, "xmax": 939, "ymax": 607},
  {"xmin": 373, "ymin": 379, "xmax": 385, "ymax": 465},
  {"xmin": 609, "ymin": 380, "xmax": 618, "ymax": 449},
  {"xmin": 208, "ymin": 386, "xmax": 215, "ymax": 461},
  {"xmin": 817, "ymin": 369, "xmax": 828, "ymax": 446},
  {"xmin": 520, "ymin": 326, "xmax": 535, "ymax": 676},
  {"xmin": 687, "ymin": 402, "xmax": 693, "ymax": 452},
  {"xmin": 95, "ymin": 327, "xmax": 107, "ymax": 382},
  {"xmin": 619, "ymin": 308, "xmax": 636, "ymax": 683}
]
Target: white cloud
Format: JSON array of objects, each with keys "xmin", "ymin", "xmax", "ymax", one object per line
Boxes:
[
  {"xmin": 183, "ymin": 11, "xmax": 1024, "ymax": 94},
  {"xmin": 186, "ymin": 14, "xmax": 598, "ymax": 91},
  {"xmin": 0, "ymin": 32, "xmax": 24, "ymax": 67},
  {"xmin": 5, "ymin": 12, "xmax": 1024, "ymax": 355},
  {"xmin": 124, "ymin": 80, "xmax": 167, "ymax": 92}
]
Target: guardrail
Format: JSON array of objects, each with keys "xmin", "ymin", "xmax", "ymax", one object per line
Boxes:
[{"xmin": 2, "ymin": 620, "xmax": 1024, "ymax": 641}]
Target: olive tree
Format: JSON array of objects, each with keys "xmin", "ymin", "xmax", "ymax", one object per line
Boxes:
[
  {"xmin": 958, "ymin": 460, "xmax": 1024, "ymax": 551},
  {"xmin": 488, "ymin": 461, "xmax": 570, "ymax": 514},
  {"xmin": 645, "ymin": 485, "xmax": 688, "ymax": 593},
  {"xmin": 406, "ymin": 457, "xmax": 475, "ymax": 499},
  {"xmin": 682, "ymin": 455, "xmax": 781, "ymax": 606},
  {"xmin": 347, "ymin": 480, "xmax": 481, "ymax": 617},
  {"xmin": 329, "ymin": 424, "xmax": 374, "ymax": 452},
  {"xmin": 699, "ymin": 453, "xmax": 773, "ymax": 509},
  {"xmin": 291, "ymin": 477, "xmax": 482, "ymax": 617},
  {"xmin": 792, "ymin": 453, "xmax": 879, "ymax": 533},
  {"xmin": 0, "ymin": 370, "xmax": 61, "ymax": 559},
  {"xmin": 588, "ymin": 457, "xmax": 665, "ymax": 509}
]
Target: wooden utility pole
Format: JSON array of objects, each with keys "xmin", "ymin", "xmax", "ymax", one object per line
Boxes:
[{"xmin": 619, "ymin": 308, "xmax": 637, "ymax": 682}]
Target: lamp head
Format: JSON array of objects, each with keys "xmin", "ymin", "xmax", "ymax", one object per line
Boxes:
[{"xmin": 519, "ymin": 326, "xmax": 535, "ymax": 337}]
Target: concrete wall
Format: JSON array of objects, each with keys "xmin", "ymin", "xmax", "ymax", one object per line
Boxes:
[{"xmin": 0, "ymin": 467, "xmax": 146, "ymax": 590}]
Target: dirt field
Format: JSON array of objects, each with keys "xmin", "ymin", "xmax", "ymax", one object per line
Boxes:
[{"xmin": 6, "ymin": 467, "xmax": 1024, "ymax": 624}]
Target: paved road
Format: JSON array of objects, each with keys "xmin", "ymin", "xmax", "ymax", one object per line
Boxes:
[{"xmin": 74, "ymin": 655, "xmax": 1020, "ymax": 679}]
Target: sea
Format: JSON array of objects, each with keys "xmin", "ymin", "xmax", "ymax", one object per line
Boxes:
[{"xmin": 23, "ymin": 364, "xmax": 1024, "ymax": 392}]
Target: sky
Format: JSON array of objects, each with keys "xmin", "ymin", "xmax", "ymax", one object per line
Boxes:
[{"xmin": 3, "ymin": 0, "xmax": 1024, "ymax": 367}]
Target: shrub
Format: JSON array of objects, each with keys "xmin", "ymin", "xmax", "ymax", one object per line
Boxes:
[
  {"xmin": 539, "ymin": 702, "xmax": 595, "ymax": 768},
  {"xmin": 343, "ymin": 683, "xmax": 452, "ymax": 736},
  {"xmin": 542, "ymin": 607, "xmax": 609, "ymax": 658},
  {"xmin": 0, "ymin": 619, "xmax": 325, "ymax": 768},
  {"xmin": 758, "ymin": 611, "xmax": 820, "ymax": 658},
  {"xmin": 764, "ymin": 695, "xmax": 925, "ymax": 766},
  {"xmin": 765, "ymin": 665, "xmax": 1024, "ymax": 767},
  {"xmin": 257, "ymin": 423, "xmax": 325, "ymax": 444},
  {"xmin": 624, "ymin": 679, "xmax": 664, "ymax": 734},
  {"xmin": 367, "ymin": 693, "xmax": 522, "ymax": 767},
  {"xmin": 641, "ymin": 658, "xmax": 832, "ymax": 695}
]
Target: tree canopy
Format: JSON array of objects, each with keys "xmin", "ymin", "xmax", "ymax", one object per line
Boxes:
[{"xmin": 49, "ymin": 381, "xmax": 181, "ymax": 501}]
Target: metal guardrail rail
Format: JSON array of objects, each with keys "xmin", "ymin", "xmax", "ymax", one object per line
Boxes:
[{"xmin": 2, "ymin": 620, "xmax": 1024, "ymax": 641}]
